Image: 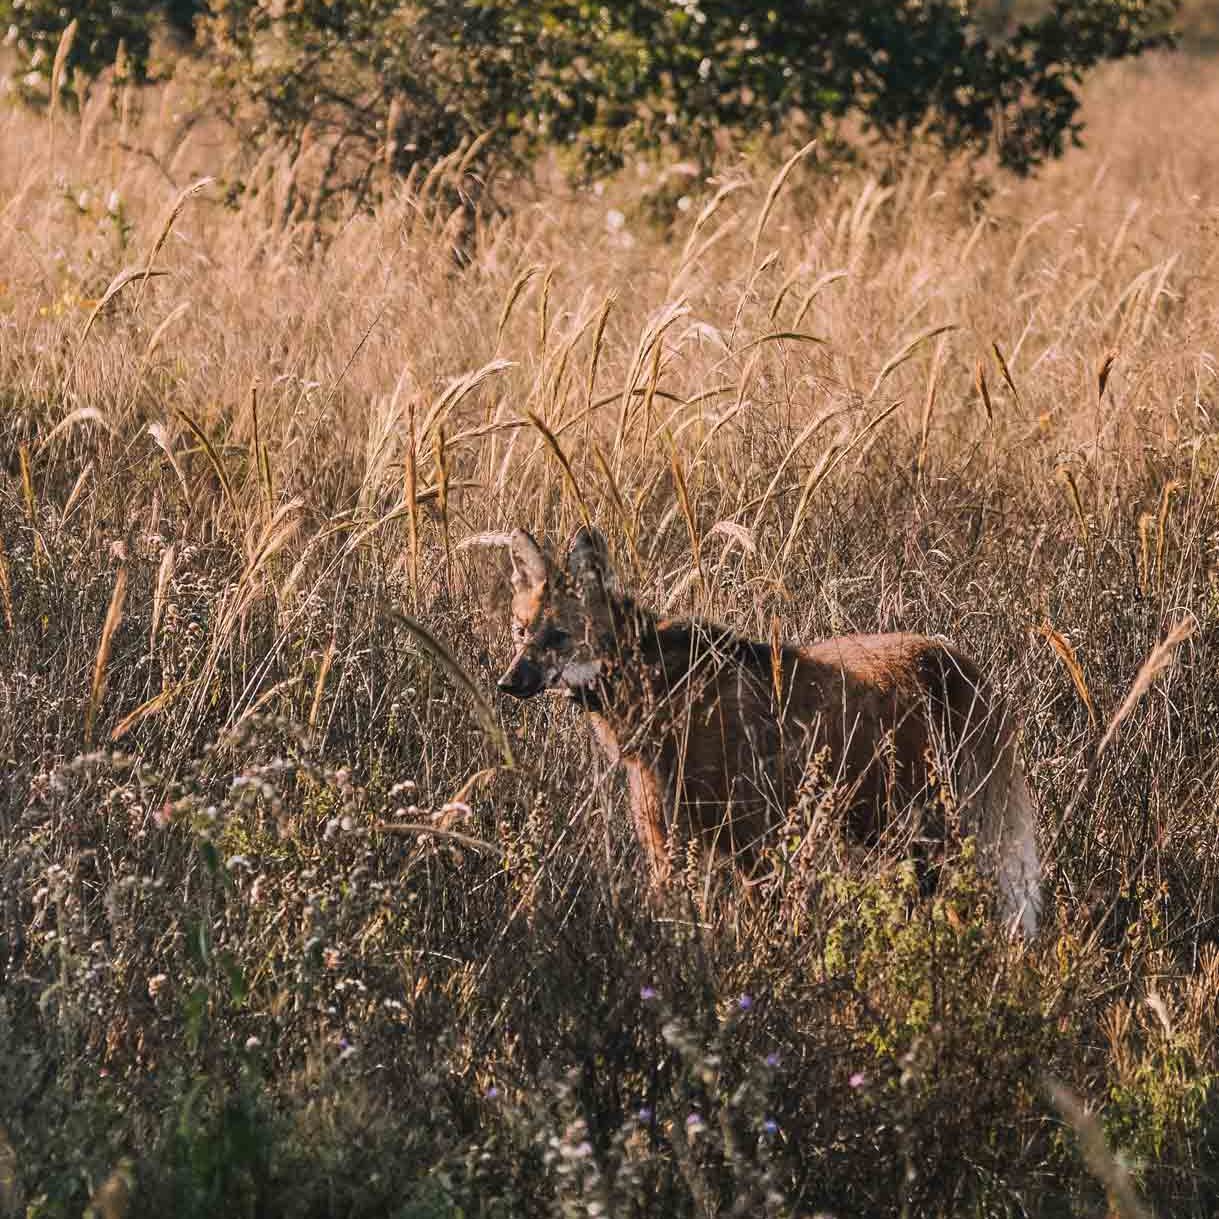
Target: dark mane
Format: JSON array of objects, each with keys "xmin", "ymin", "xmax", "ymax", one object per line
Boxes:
[{"xmin": 637, "ymin": 609, "xmax": 777, "ymax": 676}]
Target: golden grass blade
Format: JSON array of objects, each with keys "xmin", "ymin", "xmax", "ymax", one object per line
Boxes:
[
  {"xmin": 1153, "ymin": 478, "xmax": 1180, "ymax": 585},
  {"xmin": 150, "ymin": 543, "xmax": 175, "ymax": 651},
  {"xmin": 767, "ymin": 261, "xmax": 809, "ymax": 321},
  {"xmin": 419, "ymin": 145, "xmax": 459, "ymax": 205},
  {"xmin": 1036, "ymin": 623, "xmax": 1097, "ymax": 726},
  {"xmin": 0, "ymin": 535, "xmax": 14, "ymax": 632},
  {"xmin": 1097, "ymin": 347, "xmax": 1119, "ymax": 402},
  {"xmin": 615, "ymin": 300, "xmax": 689, "ymax": 463},
  {"xmin": 433, "ymin": 425, "xmax": 452, "ymax": 592},
  {"xmin": 367, "ymin": 821, "xmax": 503, "ymax": 857},
  {"xmin": 231, "ymin": 676, "xmax": 304, "ymax": 732},
  {"xmin": 677, "ymin": 179, "xmax": 745, "ymax": 274},
  {"xmin": 991, "ymin": 340, "xmax": 1021, "ymax": 408},
  {"xmin": 141, "ymin": 300, "xmax": 191, "ymax": 368},
  {"xmin": 389, "ymin": 609, "xmax": 515, "ymax": 769},
  {"xmin": 1007, "ymin": 209, "xmax": 1059, "ymax": 281},
  {"xmin": 80, "ymin": 267, "xmax": 171, "ymax": 346},
  {"xmin": 38, "ymin": 406, "xmax": 114, "ymax": 453},
  {"xmin": 975, "ymin": 357, "xmax": 994, "ymax": 424},
  {"xmin": 736, "ymin": 330, "xmax": 827, "ymax": 353},
  {"xmin": 1045, "ymin": 1079, "xmax": 1151, "ymax": 1219},
  {"xmin": 661, "ymin": 567, "xmax": 699, "ymax": 611},
  {"xmin": 244, "ymin": 500, "xmax": 303, "ymax": 575},
  {"xmin": 85, "ymin": 566, "xmax": 128, "ymax": 746},
  {"xmin": 1056, "ymin": 466, "xmax": 1089, "ymax": 546},
  {"xmin": 1098, "ymin": 617, "xmax": 1195, "ymax": 756},
  {"xmin": 769, "ymin": 615, "xmax": 785, "ymax": 708},
  {"xmin": 202, "ymin": 504, "xmax": 303, "ymax": 671},
  {"xmin": 454, "ymin": 531, "xmax": 516, "ymax": 552},
  {"xmin": 147, "ymin": 423, "xmax": 189, "ymax": 499},
  {"xmin": 419, "ymin": 358, "xmax": 516, "ymax": 440},
  {"xmin": 525, "ymin": 410, "xmax": 591, "ymax": 526},
  {"xmin": 774, "ymin": 441, "xmax": 840, "ymax": 570},
  {"xmin": 455, "ymin": 129, "xmax": 494, "ymax": 179},
  {"xmin": 776, "ymin": 400, "xmax": 902, "ymax": 569},
  {"xmin": 175, "ymin": 407, "xmax": 238, "ymax": 518},
  {"xmin": 917, "ymin": 335, "xmax": 947, "ymax": 479},
  {"xmin": 670, "ymin": 217, "xmax": 741, "ymax": 297},
  {"xmin": 708, "ymin": 520, "xmax": 756, "ymax": 555},
  {"xmin": 111, "ymin": 682, "xmax": 185, "ymax": 741},
  {"xmin": 790, "ymin": 268, "xmax": 848, "ymax": 329},
  {"xmin": 309, "ymin": 635, "xmax": 338, "ymax": 731},
  {"xmin": 665, "ymin": 431, "xmax": 703, "ymax": 590},
  {"xmin": 749, "ymin": 407, "xmax": 842, "ymax": 531},
  {"xmin": 584, "ymin": 293, "xmax": 615, "ymax": 418},
  {"xmin": 61, "ymin": 460, "xmax": 93, "ymax": 524},
  {"xmin": 690, "ymin": 396, "xmax": 748, "ymax": 464},
  {"xmin": 734, "ymin": 249, "xmax": 779, "ymax": 331},
  {"xmin": 1137, "ymin": 511, "xmax": 1153, "ymax": 595},
  {"xmin": 868, "ymin": 324, "xmax": 958, "ymax": 400},
  {"xmin": 404, "ymin": 399, "xmax": 420, "ymax": 605},
  {"xmin": 751, "ymin": 139, "xmax": 816, "ymax": 264},
  {"xmin": 546, "ymin": 314, "xmax": 596, "ymax": 421},
  {"xmin": 49, "ymin": 19, "xmax": 79, "ymax": 135},
  {"xmin": 538, "ymin": 265, "xmax": 555, "ymax": 355},
  {"xmin": 496, "ymin": 264, "xmax": 541, "ymax": 352},
  {"xmin": 18, "ymin": 445, "xmax": 35, "ymax": 524},
  {"xmin": 248, "ymin": 383, "xmax": 274, "ymax": 518},
  {"xmin": 258, "ymin": 439, "xmax": 274, "ymax": 514},
  {"xmin": 136, "ymin": 177, "xmax": 214, "ymax": 311},
  {"xmin": 640, "ymin": 338, "xmax": 664, "ymax": 440},
  {"xmin": 591, "ymin": 444, "xmax": 641, "ymax": 577}
]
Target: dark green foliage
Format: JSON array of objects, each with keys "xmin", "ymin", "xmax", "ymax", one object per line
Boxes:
[
  {"xmin": 199, "ymin": 0, "xmax": 1177, "ymax": 212},
  {"xmin": 2, "ymin": 2, "xmax": 1178, "ymax": 206},
  {"xmin": 0, "ymin": 1, "xmax": 152, "ymax": 94}
]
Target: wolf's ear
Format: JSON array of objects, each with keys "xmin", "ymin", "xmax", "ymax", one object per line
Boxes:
[
  {"xmin": 508, "ymin": 529, "xmax": 550, "ymax": 593},
  {"xmin": 567, "ymin": 526, "xmax": 618, "ymax": 605}
]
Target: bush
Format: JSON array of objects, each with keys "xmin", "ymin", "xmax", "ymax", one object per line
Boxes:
[
  {"xmin": 200, "ymin": 0, "xmax": 1177, "ymax": 215},
  {"xmin": 1, "ymin": 1, "xmax": 152, "ymax": 97}
]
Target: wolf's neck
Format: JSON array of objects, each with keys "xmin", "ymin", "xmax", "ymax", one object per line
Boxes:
[{"xmin": 584, "ymin": 605, "xmax": 733, "ymax": 758}]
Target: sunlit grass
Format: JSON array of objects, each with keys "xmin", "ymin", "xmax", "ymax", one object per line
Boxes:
[{"xmin": 1, "ymin": 49, "xmax": 1217, "ymax": 1217}]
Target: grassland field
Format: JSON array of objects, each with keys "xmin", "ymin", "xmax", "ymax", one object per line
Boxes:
[{"xmin": 1, "ymin": 41, "xmax": 1219, "ymax": 1219}]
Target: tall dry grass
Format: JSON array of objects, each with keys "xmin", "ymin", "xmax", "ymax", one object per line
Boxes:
[{"xmin": 1, "ymin": 48, "xmax": 1218, "ymax": 1216}]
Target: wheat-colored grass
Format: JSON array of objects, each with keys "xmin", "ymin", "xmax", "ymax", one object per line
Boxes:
[{"xmin": 3, "ymin": 45, "xmax": 1219, "ymax": 1216}]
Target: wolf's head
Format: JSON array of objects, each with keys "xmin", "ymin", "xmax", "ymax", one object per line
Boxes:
[{"xmin": 496, "ymin": 526, "xmax": 622, "ymax": 702}]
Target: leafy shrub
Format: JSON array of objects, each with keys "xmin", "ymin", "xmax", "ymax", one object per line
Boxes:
[
  {"xmin": 1, "ymin": 1, "xmax": 149, "ymax": 97},
  {"xmin": 200, "ymin": 0, "xmax": 1177, "ymax": 215}
]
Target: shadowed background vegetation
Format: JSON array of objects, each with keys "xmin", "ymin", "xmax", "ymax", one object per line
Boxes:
[{"xmin": 1, "ymin": 2, "xmax": 1218, "ymax": 1216}]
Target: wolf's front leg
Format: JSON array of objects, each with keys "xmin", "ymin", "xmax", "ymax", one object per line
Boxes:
[{"xmin": 623, "ymin": 757, "xmax": 673, "ymax": 888}]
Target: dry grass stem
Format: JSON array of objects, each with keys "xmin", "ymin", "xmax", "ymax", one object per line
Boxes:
[
  {"xmin": 85, "ymin": 566, "xmax": 128, "ymax": 746},
  {"xmin": 1098, "ymin": 617, "xmax": 1196, "ymax": 756}
]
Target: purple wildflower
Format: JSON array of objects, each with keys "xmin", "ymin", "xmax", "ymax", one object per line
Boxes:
[{"xmin": 640, "ymin": 986, "xmax": 658, "ymax": 1001}]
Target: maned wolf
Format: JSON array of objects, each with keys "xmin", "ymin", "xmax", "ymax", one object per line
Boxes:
[{"xmin": 495, "ymin": 526, "xmax": 1042, "ymax": 936}]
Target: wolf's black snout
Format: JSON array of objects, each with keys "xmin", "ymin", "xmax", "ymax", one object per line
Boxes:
[{"xmin": 497, "ymin": 657, "xmax": 544, "ymax": 700}]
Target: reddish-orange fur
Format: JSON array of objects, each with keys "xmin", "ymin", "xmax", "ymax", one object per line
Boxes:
[
  {"xmin": 497, "ymin": 527, "xmax": 1041, "ymax": 934},
  {"xmin": 582, "ymin": 623, "xmax": 1009, "ymax": 879}
]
